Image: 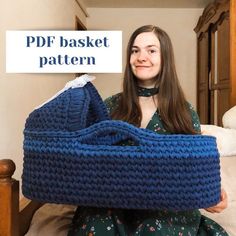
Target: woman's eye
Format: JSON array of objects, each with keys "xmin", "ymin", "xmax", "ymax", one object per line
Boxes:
[
  {"xmin": 131, "ymin": 49, "xmax": 138, "ymax": 54},
  {"xmin": 149, "ymin": 49, "xmax": 157, "ymax": 54}
]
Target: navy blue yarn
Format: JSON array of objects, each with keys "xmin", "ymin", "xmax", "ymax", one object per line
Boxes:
[
  {"xmin": 22, "ymin": 82, "xmax": 221, "ymax": 211},
  {"xmin": 25, "ymin": 82, "xmax": 109, "ymax": 132}
]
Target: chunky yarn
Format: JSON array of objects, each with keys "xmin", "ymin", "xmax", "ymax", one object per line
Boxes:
[{"xmin": 22, "ymin": 82, "xmax": 221, "ymax": 211}]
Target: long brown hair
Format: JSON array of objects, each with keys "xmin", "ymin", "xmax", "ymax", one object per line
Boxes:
[{"xmin": 111, "ymin": 25, "xmax": 198, "ymax": 134}]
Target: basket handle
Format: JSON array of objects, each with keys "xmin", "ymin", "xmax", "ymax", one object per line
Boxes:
[{"xmin": 79, "ymin": 121, "xmax": 142, "ymax": 146}]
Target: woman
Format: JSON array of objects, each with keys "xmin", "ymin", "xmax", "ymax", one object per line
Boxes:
[{"xmin": 68, "ymin": 25, "xmax": 228, "ymax": 236}]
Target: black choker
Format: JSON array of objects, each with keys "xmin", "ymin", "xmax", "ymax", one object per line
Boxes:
[{"xmin": 137, "ymin": 86, "xmax": 159, "ymax": 97}]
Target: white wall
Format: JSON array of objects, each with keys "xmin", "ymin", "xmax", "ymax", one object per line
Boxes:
[
  {"xmin": 87, "ymin": 8, "xmax": 203, "ymax": 105},
  {"xmin": 0, "ymin": 0, "xmax": 87, "ymax": 184}
]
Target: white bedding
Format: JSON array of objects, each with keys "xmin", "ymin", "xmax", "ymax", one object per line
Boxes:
[
  {"xmin": 201, "ymin": 124, "xmax": 236, "ymax": 157},
  {"xmin": 200, "ymin": 155, "xmax": 236, "ymax": 236},
  {"xmin": 25, "ymin": 155, "xmax": 236, "ymax": 236}
]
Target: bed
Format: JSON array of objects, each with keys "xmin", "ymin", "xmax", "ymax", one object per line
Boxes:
[{"xmin": 1, "ymin": 123, "xmax": 236, "ymax": 236}]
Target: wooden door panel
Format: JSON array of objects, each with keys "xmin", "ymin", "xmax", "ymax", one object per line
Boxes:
[
  {"xmin": 217, "ymin": 13, "xmax": 230, "ymax": 83},
  {"xmin": 197, "ymin": 33, "xmax": 209, "ymax": 123},
  {"xmin": 198, "ymin": 89, "xmax": 209, "ymax": 124},
  {"xmin": 218, "ymin": 88, "xmax": 230, "ymax": 126},
  {"xmin": 210, "ymin": 11, "xmax": 230, "ymax": 125}
]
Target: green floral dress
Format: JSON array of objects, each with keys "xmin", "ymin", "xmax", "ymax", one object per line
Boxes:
[{"xmin": 68, "ymin": 93, "xmax": 228, "ymax": 236}]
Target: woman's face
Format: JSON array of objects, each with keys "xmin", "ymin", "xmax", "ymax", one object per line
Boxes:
[{"xmin": 130, "ymin": 32, "xmax": 161, "ymax": 87}]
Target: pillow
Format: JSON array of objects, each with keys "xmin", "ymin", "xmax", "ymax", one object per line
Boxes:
[
  {"xmin": 222, "ymin": 106, "xmax": 236, "ymax": 129},
  {"xmin": 201, "ymin": 125, "xmax": 236, "ymax": 157}
]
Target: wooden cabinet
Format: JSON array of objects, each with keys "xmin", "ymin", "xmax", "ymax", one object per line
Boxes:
[{"xmin": 194, "ymin": 0, "xmax": 236, "ymax": 126}]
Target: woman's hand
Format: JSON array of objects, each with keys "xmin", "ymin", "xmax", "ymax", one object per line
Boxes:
[{"xmin": 204, "ymin": 189, "xmax": 228, "ymax": 213}]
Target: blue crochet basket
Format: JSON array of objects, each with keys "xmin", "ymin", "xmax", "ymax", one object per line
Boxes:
[{"xmin": 22, "ymin": 81, "xmax": 221, "ymax": 211}]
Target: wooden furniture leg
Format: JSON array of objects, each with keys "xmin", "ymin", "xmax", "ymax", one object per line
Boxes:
[{"xmin": 0, "ymin": 159, "xmax": 19, "ymax": 236}]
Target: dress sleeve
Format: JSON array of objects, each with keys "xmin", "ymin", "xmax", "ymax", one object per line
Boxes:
[
  {"xmin": 103, "ymin": 93, "xmax": 121, "ymax": 115},
  {"xmin": 188, "ymin": 103, "xmax": 201, "ymax": 132}
]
